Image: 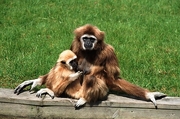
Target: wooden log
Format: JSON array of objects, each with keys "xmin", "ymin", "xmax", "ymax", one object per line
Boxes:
[{"xmin": 0, "ymin": 88, "xmax": 180, "ymax": 119}]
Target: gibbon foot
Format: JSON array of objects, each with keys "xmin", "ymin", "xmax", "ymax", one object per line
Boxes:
[
  {"xmin": 74, "ymin": 98, "xmax": 87, "ymax": 110},
  {"xmin": 146, "ymin": 92, "xmax": 167, "ymax": 109},
  {"xmin": 36, "ymin": 88, "xmax": 55, "ymax": 99},
  {"xmin": 14, "ymin": 80, "xmax": 34, "ymax": 95}
]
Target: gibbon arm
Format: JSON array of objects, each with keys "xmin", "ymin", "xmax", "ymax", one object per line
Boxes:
[
  {"xmin": 68, "ymin": 71, "xmax": 83, "ymax": 81},
  {"xmin": 103, "ymin": 45, "xmax": 166, "ymax": 108}
]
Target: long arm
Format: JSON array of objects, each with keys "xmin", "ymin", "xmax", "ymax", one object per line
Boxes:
[{"xmin": 104, "ymin": 45, "xmax": 166, "ymax": 108}]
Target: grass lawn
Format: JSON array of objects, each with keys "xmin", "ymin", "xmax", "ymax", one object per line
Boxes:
[{"xmin": 0, "ymin": 0, "xmax": 180, "ymax": 97}]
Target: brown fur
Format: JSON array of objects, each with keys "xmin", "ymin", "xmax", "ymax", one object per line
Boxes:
[
  {"xmin": 14, "ymin": 24, "xmax": 166, "ymax": 108},
  {"xmin": 64, "ymin": 57, "xmax": 109, "ymax": 102},
  {"xmin": 40, "ymin": 50, "xmax": 82, "ymax": 97},
  {"xmin": 70, "ymin": 24, "xmax": 149, "ymax": 101},
  {"xmin": 37, "ymin": 49, "xmax": 106, "ymax": 101}
]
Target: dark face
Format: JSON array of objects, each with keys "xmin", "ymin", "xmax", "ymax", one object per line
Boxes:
[
  {"xmin": 69, "ymin": 59, "xmax": 78, "ymax": 71},
  {"xmin": 80, "ymin": 34, "xmax": 97, "ymax": 50}
]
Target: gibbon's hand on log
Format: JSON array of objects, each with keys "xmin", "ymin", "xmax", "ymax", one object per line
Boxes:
[{"xmin": 70, "ymin": 24, "xmax": 166, "ymax": 109}]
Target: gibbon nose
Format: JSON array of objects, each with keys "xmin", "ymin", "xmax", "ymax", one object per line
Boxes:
[{"xmin": 84, "ymin": 41, "xmax": 93, "ymax": 49}]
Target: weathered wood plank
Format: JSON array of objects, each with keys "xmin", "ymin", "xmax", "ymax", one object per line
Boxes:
[{"xmin": 0, "ymin": 88, "xmax": 180, "ymax": 119}]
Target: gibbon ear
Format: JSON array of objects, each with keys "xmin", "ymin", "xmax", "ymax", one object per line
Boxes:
[{"xmin": 61, "ymin": 60, "xmax": 66, "ymax": 64}]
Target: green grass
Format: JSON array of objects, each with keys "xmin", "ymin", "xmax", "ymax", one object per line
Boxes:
[{"xmin": 0, "ymin": 0, "xmax": 180, "ymax": 97}]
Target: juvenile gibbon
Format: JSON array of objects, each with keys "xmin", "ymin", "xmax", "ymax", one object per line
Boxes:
[
  {"xmin": 70, "ymin": 24, "xmax": 166, "ymax": 109},
  {"xmin": 14, "ymin": 50, "xmax": 83, "ymax": 99},
  {"xmin": 14, "ymin": 49, "xmax": 105, "ymax": 108}
]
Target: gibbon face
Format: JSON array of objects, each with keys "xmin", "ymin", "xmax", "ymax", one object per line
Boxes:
[
  {"xmin": 57, "ymin": 50, "xmax": 78, "ymax": 71},
  {"xmin": 74, "ymin": 24, "xmax": 105, "ymax": 51},
  {"xmin": 80, "ymin": 34, "xmax": 97, "ymax": 50}
]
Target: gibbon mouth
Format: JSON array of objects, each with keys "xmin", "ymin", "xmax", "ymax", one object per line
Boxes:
[{"xmin": 84, "ymin": 44, "xmax": 93, "ymax": 50}]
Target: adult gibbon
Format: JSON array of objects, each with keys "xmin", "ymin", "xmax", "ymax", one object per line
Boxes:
[
  {"xmin": 14, "ymin": 50, "xmax": 83, "ymax": 99},
  {"xmin": 70, "ymin": 24, "xmax": 166, "ymax": 109}
]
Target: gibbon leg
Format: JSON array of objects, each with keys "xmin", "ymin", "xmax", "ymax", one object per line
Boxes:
[
  {"xmin": 107, "ymin": 79, "xmax": 148, "ymax": 99},
  {"xmin": 14, "ymin": 78, "xmax": 43, "ymax": 95},
  {"xmin": 107, "ymin": 79, "xmax": 166, "ymax": 109},
  {"xmin": 74, "ymin": 76, "xmax": 95, "ymax": 109},
  {"xmin": 36, "ymin": 88, "xmax": 55, "ymax": 99},
  {"xmin": 75, "ymin": 76, "xmax": 108, "ymax": 109}
]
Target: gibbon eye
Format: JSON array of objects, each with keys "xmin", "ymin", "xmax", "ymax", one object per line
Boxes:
[
  {"xmin": 82, "ymin": 37, "xmax": 88, "ymax": 41},
  {"xmin": 61, "ymin": 61, "xmax": 66, "ymax": 64},
  {"xmin": 82, "ymin": 37, "xmax": 95, "ymax": 43},
  {"xmin": 90, "ymin": 38, "xmax": 95, "ymax": 42}
]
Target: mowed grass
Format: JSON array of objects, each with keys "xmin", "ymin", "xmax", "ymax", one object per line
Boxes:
[{"xmin": 0, "ymin": 0, "xmax": 180, "ymax": 96}]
